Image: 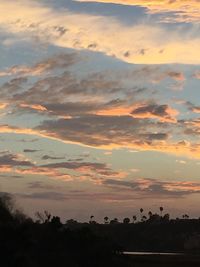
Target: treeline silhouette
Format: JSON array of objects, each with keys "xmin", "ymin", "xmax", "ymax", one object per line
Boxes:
[
  {"xmin": 1, "ymin": 193, "xmax": 200, "ymax": 267},
  {"xmin": 0, "ymin": 193, "xmax": 131, "ymax": 267}
]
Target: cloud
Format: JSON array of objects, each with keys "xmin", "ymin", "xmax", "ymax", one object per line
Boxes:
[
  {"xmin": 0, "ymin": 60, "xmax": 186, "ymax": 119},
  {"xmin": 0, "ymin": 0, "xmax": 200, "ymax": 64},
  {"xmin": 0, "ymin": 174, "xmax": 23, "ymax": 179},
  {"xmin": 40, "ymin": 160, "xmax": 126, "ymax": 178},
  {"xmin": 131, "ymin": 103, "xmax": 178, "ymax": 123},
  {"xmin": 76, "ymin": 0, "xmax": 200, "ymax": 23},
  {"xmin": 18, "ymin": 138, "xmax": 39, "ymax": 143},
  {"xmin": 3, "ymin": 71, "xmax": 121, "ymax": 107},
  {"xmin": 23, "ymin": 149, "xmax": 39, "ymax": 153},
  {"xmin": 20, "ymin": 104, "xmax": 47, "ymax": 112},
  {"xmin": 194, "ymin": 71, "xmax": 200, "ymax": 79},
  {"xmin": 176, "ymin": 160, "xmax": 187, "ymax": 164},
  {"xmin": 185, "ymin": 102, "xmax": 200, "ymax": 114},
  {"xmin": 17, "ymin": 177, "xmax": 200, "ymax": 202},
  {"xmin": 0, "ymin": 150, "xmax": 125, "ymax": 181},
  {"xmin": 27, "ymin": 181, "xmax": 59, "ymax": 190},
  {"xmin": 41, "ymin": 155, "xmax": 66, "ymax": 160},
  {"xmin": 0, "ymin": 151, "xmax": 33, "ymax": 167},
  {"xmin": 181, "ymin": 118, "xmax": 200, "ymax": 136},
  {"xmin": 35, "ymin": 115, "xmax": 169, "ymax": 147},
  {"xmin": 103, "ymin": 178, "xmax": 200, "ymax": 198},
  {"xmin": 17, "ymin": 191, "xmax": 132, "ymax": 201},
  {"xmin": 0, "ymin": 103, "xmax": 8, "ymax": 109},
  {"xmin": 18, "ymin": 191, "xmax": 68, "ymax": 201},
  {"xmin": 1, "ymin": 115, "xmax": 200, "ymax": 158},
  {"xmin": 0, "ymin": 53, "xmax": 78, "ymax": 77},
  {"xmin": 0, "ymin": 54, "xmax": 198, "ymax": 159},
  {"xmin": 17, "ymin": 98, "xmax": 179, "ymax": 122}
]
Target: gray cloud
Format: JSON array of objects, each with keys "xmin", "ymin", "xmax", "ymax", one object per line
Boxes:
[
  {"xmin": 0, "ymin": 53, "xmax": 78, "ymax": 77},
  {"xmin": 18, "ymin": 191, "xmax": 68, "ymax": 201},
  {"xmin": 40, "ymin": 160, "xmax": 120, "ymax": 177},
  {"xmin": 0, "ymin": 174, "xmax": 23, "ymax": 179},
  {"xmin": 132, "ymin": 104, "xmax": 168, "ymax": 116},
  {"xmin": 16, "ymin": 190, "xmax": 157, "ymax": 202},
  {"xmin": 0, "ymin": 152, "xmax": 33, "ymax": 167},
  {"xmin": 23, "ymin": 149, "xmax": 39, "ymax": 153},
  {"xmin": 41, "ymin": 155, "xmax": 66, "ymax": 160},
  {"xmin": 36, "ymin": 115, "xmax": 168, "ymax": 147},
  {"xmin": 18, "ymin": 138, "xmax": 39, "ymax": 143},
  {"xmin": 27, "ymin": 181, "xmax": 59, "ymax": 190},
  {"xmin": 103, "ymin": 178, "xmax": 200, "ymax": 198}
]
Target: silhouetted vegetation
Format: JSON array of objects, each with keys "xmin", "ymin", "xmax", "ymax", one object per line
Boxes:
[
  {"xmin": 1, "ymin": 194, "xmax": 200, "ymax": 266},
  {"xmin": 0, "ymin": 193, "xmax": 131, "ymax": 267}
]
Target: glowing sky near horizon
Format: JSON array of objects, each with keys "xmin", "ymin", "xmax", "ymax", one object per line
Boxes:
[{"xmin": 0, "ymin": 0, "xmax": 200, "ymax": 221}]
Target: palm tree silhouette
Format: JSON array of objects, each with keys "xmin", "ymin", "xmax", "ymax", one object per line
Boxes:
[
  {"xmin": 140, "ymin": 208, "xmax": 144, "ymax": 221},
  {"xmin": 90, "ymin": 215, "xmax": 94, "ymax": 223},
  {"xmin": 182, "ymin": 214, "xmax": 189, "ymax": 219}
]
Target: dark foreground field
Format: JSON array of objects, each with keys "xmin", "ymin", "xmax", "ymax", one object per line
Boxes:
[
  {"xmin": 1, "ymin": 193, "xmax": 200, "ymax": 266},
  {"xmin": 126, "ymin": 254, "xmax": 200, "ymax": 267}
]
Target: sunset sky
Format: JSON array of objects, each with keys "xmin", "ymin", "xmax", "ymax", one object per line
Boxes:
[{"xmin": 0, "ymin": 0, "xmax": 200, "ymax": 222}]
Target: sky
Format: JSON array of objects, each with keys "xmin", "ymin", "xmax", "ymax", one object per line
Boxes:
[{"xmin": 0, "ymin": 0, "xmax": 200, "ymax": 222}]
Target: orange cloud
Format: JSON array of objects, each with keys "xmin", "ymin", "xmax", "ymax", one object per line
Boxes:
[
  {"xmin": 16, "ymin": 167, "xmax": 74, "ymax": 181},
  {"xmin": 97, "ymin": 104, "xmax": 178, "ymax": 122},
  {"xmin": 0, "ymin": 103, "xmax": 8, "ymax": 109},
  {"xmin": 96, "ymin": 106, "xmax": 132, "ymax": 116},
  {"xmin": 20, "ymin": 104, "xmax": 47, "ymax": 112},
  {"xmin": 165, "ymin": 181, "xmax": 200, "ymax": 193},
  {"xmin": 191, "ymin": 107, "xmax": 200, "ymax": 114}
]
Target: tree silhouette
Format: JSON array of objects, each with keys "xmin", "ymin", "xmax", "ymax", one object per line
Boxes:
[
  {"xmin": 163, "ymin": 213, "xmax": 170, "ymax": 221},
  {"xmin": 89, "ymin": 215, "xmax": 97, "ymax": 224},
  {"xmin": 182, "ymin": 214, "xmax": 189, "ymax": 219},
  {"xmin": 0, "ymin": 193, "xmax": 26, "ymax": 223},
  {"xmin": 141, "ymin": 215, "xmax": 147, "ymax": 222},
  {"xmin": 132, "ymin": 215, "xmax": 137, "ymax": 223},
  {"xmin": 159, "ymin": 206, "xmax": 164, "ymax": 217},
  {"xmin": 35, "ymin": 210, "xmax": 51, "ymax": 223},
  {"xmin": 123, "ymin": 217, "xmax": 130, "ymax": 224},
  {"xmin": 50, "ymin": 216, "xmax": 62, "ymax": 228},
  {"xmin": 0, "ymin": 193, "xmax": 14, "ymax": 223},
  {"xmin": 66, "ymin": 218, "xmax": 77, "ymax": 225},
  {"xmin": 110, "ymin": 218, "xmax": 119, "ymax": 224},
  {"xmin": 104, "ymin": 216, "xmax": 109, "ymax": 224},
  {"xmin": 140, "ymin": 208, "xmax": 144, "ymax": 221}
]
